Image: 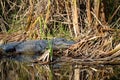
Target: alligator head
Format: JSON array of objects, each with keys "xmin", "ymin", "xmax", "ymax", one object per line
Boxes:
[{"xmin": 51, "ymin": 38, "xmax": 75, "ymax": 50}]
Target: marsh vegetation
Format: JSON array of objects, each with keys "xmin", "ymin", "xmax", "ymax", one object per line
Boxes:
[{"xmin": 0, "ymin": 0, "xmax": 120, "ymax": 80}]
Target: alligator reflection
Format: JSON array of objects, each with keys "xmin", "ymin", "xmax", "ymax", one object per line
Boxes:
[{"xmin": 0, "ymin": 58, "xmax": 120, "ymax": 80}]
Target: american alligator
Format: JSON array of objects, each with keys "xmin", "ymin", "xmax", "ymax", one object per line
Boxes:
[{"xmin": 0, "ymin": 38, "xmax": 75, "ymax": 54}]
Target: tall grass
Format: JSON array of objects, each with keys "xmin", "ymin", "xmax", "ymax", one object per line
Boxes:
[
  {"xmin": 0, "ymin": 0, "xmax": 119, "ymax": 40},
  {"xmin": 0, "ymin": 0, "xmax": 120, "ymax": 59}
]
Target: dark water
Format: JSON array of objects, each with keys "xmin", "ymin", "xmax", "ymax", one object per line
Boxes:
[{"xmin": 0, "ymin": 58, "xmax": 120, "ymax": 80}]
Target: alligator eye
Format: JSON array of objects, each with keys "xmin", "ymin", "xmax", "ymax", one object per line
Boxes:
[{"xmin": 61, "ymin": 38, "xmax": 66, "ymax": 41}]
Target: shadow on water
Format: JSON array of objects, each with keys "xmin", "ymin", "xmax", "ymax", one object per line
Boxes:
[{"xmin": 0, "ymin": 57, "xmax": 120, "ymax": 80}]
